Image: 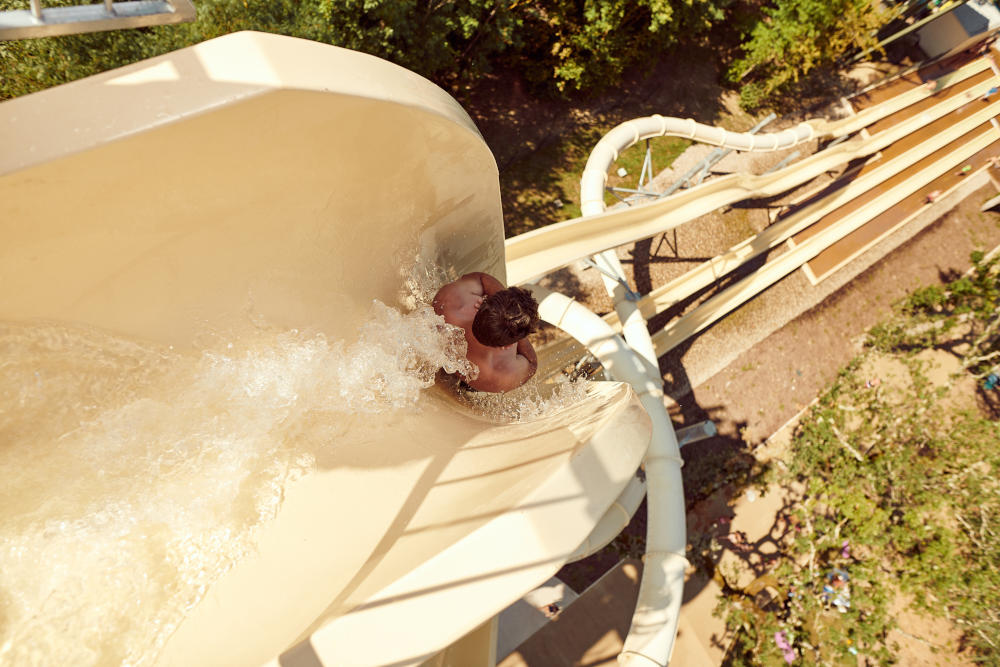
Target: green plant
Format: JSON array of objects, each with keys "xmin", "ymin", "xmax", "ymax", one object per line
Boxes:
[
  {"xmin": 719, "ymin": 252, "xmax": 1000, "ymax": 663},
  {"xmin": 0, "ymin": 0, "xmax": 734, "ymax": 101},
  {"xmin": 727, "ymin": 0, "xmax": 887, "ymax": 111},
  {"xmin": 514, "ymin": 0, "xmax": 728, "ymax": 94}
]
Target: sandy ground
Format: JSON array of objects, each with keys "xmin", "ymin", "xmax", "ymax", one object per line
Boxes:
[
  {"xmin": 490, "ymin": 54, "xmax": 1000, "ymax": 661},
  {"xmin": 555, "ymin": 160, "xmax": 1000, "ymax": 655}
]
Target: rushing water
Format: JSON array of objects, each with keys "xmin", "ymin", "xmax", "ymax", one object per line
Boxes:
[
  {"xmin": 0, "ymin": 297, "xmax": 588, "ymax": 666},
  {"xmin": 0, "ymin": 300, "xmax": 482, "ymax": 666}
]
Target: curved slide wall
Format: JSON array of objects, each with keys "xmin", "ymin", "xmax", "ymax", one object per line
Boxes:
[{"xmin": 0, "ymin": 33, "xmax": 652, "ymax": 666}]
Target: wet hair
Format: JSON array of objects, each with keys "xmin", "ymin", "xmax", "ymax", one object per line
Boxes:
[{"xmin": 472, "ymin": 286, "xmax": 540, "ymax": 347}]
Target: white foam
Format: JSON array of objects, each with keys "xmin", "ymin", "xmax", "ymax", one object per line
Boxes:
[{"xmin": 0, "ymin": 301, "xmax": 478, "ymax": 666}]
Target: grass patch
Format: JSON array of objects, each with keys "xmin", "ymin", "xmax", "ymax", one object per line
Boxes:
[{"xmin": 500, "ymin": 127, "xmax": 689, "ymax": 237}]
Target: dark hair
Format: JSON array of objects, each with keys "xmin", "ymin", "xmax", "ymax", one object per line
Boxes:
[{"xmin": 472, "ymin": 286, "xmax": 540, "ymax": 347}]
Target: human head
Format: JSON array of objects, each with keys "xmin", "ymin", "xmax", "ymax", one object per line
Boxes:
[{"xmin": 472, "ymin": 286, "xmax": 540, "ymax": 347}]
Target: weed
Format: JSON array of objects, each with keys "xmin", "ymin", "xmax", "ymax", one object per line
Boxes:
[{"xmin": 718, "ymin": 252, "xmax": 1000, "ymax": 664}]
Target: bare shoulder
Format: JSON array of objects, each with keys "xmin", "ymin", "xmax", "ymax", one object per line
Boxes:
[
  {"xmin": 493, "ymin": 354, "xmax": 534, "ymax": 390},
  {"xmin": 434, "ymin": 276, "xmax": 471, "ymax": 312}
]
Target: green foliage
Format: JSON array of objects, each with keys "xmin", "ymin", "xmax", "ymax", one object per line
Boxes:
[
  {"xmin": 312, "ymin": 0, "xmax": 522, "ymax": 84},
  {"xmin": 500, "ymin": 125, "xmax": 690, "ymax": 236},
  {"xmin": 867, "ymin": 252, "xmax": 1000, "ymax": 378},
  {"xmin": 0, "ymin": 0, "xmax": 519, "ymax": 99},
  {"xmin": 728, "ymin": 0, "xmax": 886, "ymax": 110},
  {"xmin": 0, "ymin": 0, "xmax": 734, "ymax": 101},
  {"xmin": 514, "ymin": 0, "xmax": 727, "ymax": 93},
  {"xmin": 0, "ymin": 0, "xmax": 321, "ymax": 99},
  {"xmin": 718, "ymin": 252, "xmax": 1000, "ymax": 663}
]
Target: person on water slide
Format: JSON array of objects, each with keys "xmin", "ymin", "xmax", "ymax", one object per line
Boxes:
[{"xmin": 433, "ymin": 272, "xmax": 539, "ymax": 392}]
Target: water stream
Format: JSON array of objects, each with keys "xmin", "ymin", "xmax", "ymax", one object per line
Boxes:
[
  {"xmin": 0, "ymin": 296, "xmax": 587, "ymax": 665},
  {"xmin": 0, "ymin": 301, "xmax": 478, "ymax": 666}
]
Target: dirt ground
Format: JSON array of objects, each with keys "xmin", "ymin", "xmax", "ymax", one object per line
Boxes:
[
  {"xmin": 556, "ymin": 182, "xmax": 1000, "ymax": 585},
  {"xmin": 465, "ymin": 47, "xmax": 1000, "ymax": 659}
]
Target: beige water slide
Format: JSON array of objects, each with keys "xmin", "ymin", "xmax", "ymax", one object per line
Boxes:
[
  {"xmin": 506, "ymin": 57, "xmax": 993, "ymax": 286},
  {"xmin": 0, "ymin": 33, "xmax": 654, "ymax": 666}
]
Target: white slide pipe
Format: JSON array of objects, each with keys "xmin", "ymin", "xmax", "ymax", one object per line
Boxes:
[
  {"xmin": 567, "ymin": 474, "xmax": 647, "ymax": 561},
  {"xmin": 579, "ymin": 115, "xmax": 816, "ymax": 215},
  {"xmin": 548, "ymin": 251, "xmax": 688, "ymax": 665},
  {"xmin": 527, "ymin": 285, "xmax": 684, "ymax": 565},
  {"xmin": 576, "ymin": 115, "xmax": 800, "ymax": 665}
]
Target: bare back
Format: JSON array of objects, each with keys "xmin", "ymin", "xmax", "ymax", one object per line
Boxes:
[{"xmin": 432, "ymin": 273, "xmax": 537, "ymax": 393}]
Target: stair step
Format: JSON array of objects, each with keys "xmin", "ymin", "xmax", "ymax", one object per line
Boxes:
[
  {"xmin": 497, "ymin": 577, "xmax": 579, "ymax": 660},
  {"xmin": 498, "ymin": 558, "xmax": 730, "ymax": 666}
]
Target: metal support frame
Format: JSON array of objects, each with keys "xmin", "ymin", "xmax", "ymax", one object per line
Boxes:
[
  {"xmin": 676, "ymin": 420, "xmax": 717, "ymax": 447},
  {"xmin": 581, "ymin": 257, "xmax": 642, "ymax": 301},
  {"xmin": 652, "ymin": 228, "xmax": 680, "ymax": 258},
  {"xmin": 0, "ymin": 0, "xmax": 195, "ymax": 40},
  {"xmin": 762, "ymin": 150, "xmax": 802, "ymax": 175},
  {"xmin": 606, "ymin": 138, "xmax": 660, "ymax": 206},
  {"xmin": 606, "ymin": 113, "xmax": 779, "ymax": 208},
  {"xmin": 660, "ymin": 113, "xmax": 777, "ymax": 198}
]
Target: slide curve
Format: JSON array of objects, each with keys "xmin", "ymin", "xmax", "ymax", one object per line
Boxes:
[{"xmin": 0, "ymin": 32, "xmax": 652, "ymax": 666}]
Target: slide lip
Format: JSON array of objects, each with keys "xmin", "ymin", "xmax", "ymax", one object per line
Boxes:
[
  {"xmin": 0, "ymin": 30, "xmax": 490, "ymax": 177},
  {"xmin": 295, "ymin": 380, "xmax": 652, "ymax": 667}
]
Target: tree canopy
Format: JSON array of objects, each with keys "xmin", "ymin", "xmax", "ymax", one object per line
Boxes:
[
  {"xmin": 727, "ymin": 0, "xmax": 886, "ymax": 109},
  {"xmin": 1, "ymin": 0, "xmax": 891, "ymax": 107}
]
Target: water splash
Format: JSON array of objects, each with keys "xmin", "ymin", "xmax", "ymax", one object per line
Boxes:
[
  {"xmin": 450, "ymin": 374, "xmax": 590, "ymax": 423},
  {"xmin": 0, "ymin": 301, "xmax": 476, "ymax": 666}
]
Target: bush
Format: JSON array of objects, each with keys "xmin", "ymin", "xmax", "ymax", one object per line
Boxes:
[
  {"xmin": 727, "ymin": 0, "xmax": 887, "ymax": 110},
  {"xmin": 0, "ymin": 0, "xmax": 734, "ymax": 101},
  {"xmin": 719, "ymin": 251, "xmax": 1000, "ymax": 663}
]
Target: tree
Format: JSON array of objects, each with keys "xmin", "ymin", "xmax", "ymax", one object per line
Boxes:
[
  {"xmin": 727, "ymin": 0, "xmax": 886, "ymax": 110},
  {"xmin": 0, "ymin": 0, "xmax": 524, "ymax": 100},
  {"xmin": 0, "ymin": 0, "xmax": 319, "ymax": 100},
  {"xmin": 514, "ymin": 0, "xmax": 728, "ymax": 93},
  {"xmin": 0, "ymin": 0, "xmax": 732, "ymax": 101}
]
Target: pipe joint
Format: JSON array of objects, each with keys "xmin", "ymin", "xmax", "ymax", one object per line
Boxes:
[
  {"xmin": 644, "ymin": 453, "xmax": 684, "ymax": 467},
  {"xmin": 642, "ymin": 549, "xmax": 690, "ymax": 565},
  {"xmin": 685, "ymin": 118, "xmax": 697, "ymax": 138}
]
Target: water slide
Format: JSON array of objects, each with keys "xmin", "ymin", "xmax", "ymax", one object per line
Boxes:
[
  {"xmin": 530, "ymin": 54, "xmax": 1000, "ymax": 381},
  {"xmin": 507, "ymin": 57, "xmax": 994, "ymax": 285},
  {"xmin": 4, "ymin": 28, "xmax": 990, "ymax": 667},
  {"xmin": 0, "ymin": 32, "xmax": 655, "ymax": 666}
]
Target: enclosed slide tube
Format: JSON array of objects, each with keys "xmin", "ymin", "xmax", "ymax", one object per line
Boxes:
[
  {"xmin": 594, "ymin": 293, "xmax": 686, "ymax": 667},
  {"xmin": 579, "ymin": 115, "xmax": 815, "ymax": 215}
]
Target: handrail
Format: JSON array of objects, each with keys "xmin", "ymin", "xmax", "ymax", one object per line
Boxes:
[{"xmin": 0, "ymin": 0, "xmax": 195, "ymax": 40}]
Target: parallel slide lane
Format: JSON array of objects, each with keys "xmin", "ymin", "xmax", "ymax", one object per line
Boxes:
[
  {"xmin": 506, "ymin": 59, "xmax": 996, "ymax": 287},
  {"xmin": 535, "ymin": 90, "xmax": 1000, "ymax": 380}
]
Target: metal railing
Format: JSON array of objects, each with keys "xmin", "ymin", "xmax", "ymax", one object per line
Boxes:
[{"xmin": 0, "ymin": 0, "xmax": 195, "ymax": 40}]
